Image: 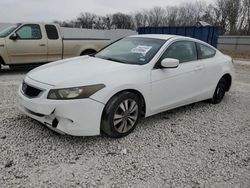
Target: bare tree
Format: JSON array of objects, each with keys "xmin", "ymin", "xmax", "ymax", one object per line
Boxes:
[
  {"xmin": 182, "ymin": 2, "xmax": 204, "ymax": 25},
  {"xmin": 227, "ymin": 0, "xmax": 241, "ymax": 34},
  {"xmin": 54, "ymin": 0, "xmax": 250, "ymax": 35},
  {"xmin": 245, "ymin": 0, "xmax": 250, "ymax": 34},
  {"xmin": 102, "ymin": 16, "xmax": 112, "ymax": 29},
  {"xmin": 212, "ymin": 0, "xmax": 229, "ymax": 33},
  {"xmin": 111, "ymin": 13, "xmax": 134, "ymax": 29},
  {"xmin": 147, "ymin": 7, "xmax": 166, "ymax": 27},
  {"xmin": 201, "ymin": 4, "xmax": 216, "ymax": 25},
  {"xmin": 76, "ymin": 12, "xmax": 97, "ymax": 29},
  {"xmin": 133, "ymin": 12, "xmax": 149, "ymax": 28},
  {"xmin": 239, "ymin": 0, "xmax": 250, "ymax": 34},
  {"xmin": 165, "ymin": 6, "xmax": 179, "ymax": 26}
]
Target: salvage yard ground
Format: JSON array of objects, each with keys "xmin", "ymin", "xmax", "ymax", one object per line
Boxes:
[{"xmin": 0, "ymin": 60, "xmax": 250, "ymax": 187}]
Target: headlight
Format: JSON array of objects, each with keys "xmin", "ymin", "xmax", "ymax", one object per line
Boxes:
[{"xmin": 47, "ymin": 84, "xmax": 105, "ymax": 100}]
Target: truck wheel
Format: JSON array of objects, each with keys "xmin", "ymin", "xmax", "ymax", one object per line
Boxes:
[
  {"xmin": 80, "ymin": 49, "xmax": 96, "ymax": 56},
  {"xmin": 0, "ymin": 57, "xmax": 3, "ymax": 71}
]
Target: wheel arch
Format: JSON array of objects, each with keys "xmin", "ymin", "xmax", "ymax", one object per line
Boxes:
[
  {"xmin": 80, "ymin": 49, "xmax": 97, "ymax": 56},
  {"xmin": 103, "ymin": 89, "xmax": 147, "ymax": 118},
  {"xmin": 0, "ymin": 56, "xmax": 5, "ymax": 65}
]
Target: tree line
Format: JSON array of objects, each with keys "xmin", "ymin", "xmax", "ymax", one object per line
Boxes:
[{"xmin": 54, "ymin": 0, "xmax": 250, "ymax": 35}]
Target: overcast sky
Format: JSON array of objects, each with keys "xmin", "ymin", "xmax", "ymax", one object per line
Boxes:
[{"xmin": 0, "ymin": 0, "xmax": 214, "ymax": 23}]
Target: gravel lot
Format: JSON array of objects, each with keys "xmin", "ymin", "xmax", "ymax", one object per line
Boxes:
[{"xmin": 0, "ymin": 60, "xmax": 250, "ymax": 188}]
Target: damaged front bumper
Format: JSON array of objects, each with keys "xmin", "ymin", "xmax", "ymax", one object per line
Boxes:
[{"xmin": 17, "ymin": 77, "xmax": 105, "ymax": 136}]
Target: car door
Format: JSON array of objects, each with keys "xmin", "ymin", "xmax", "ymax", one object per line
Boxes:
[
  {"xmin": 150, "ymin": 40, "xmax": 203, "ymax": 114},
  {"xmin": 45, "ymin": 24, "xmax": 63, "ymax": 62},
  {"xmin": 5, "ymin": 24, "xmax": 47, "ymax": 64}
]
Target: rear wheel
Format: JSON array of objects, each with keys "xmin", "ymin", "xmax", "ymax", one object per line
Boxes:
[
  {"xmin": 101, "ymin": 92, "xmax": 141, "ymax": 138},
  {"xmin": 80, "ymin": 49, "xmax": 96, "ymax": 56},
  {"xmin": 0, "ymin": 57, "xmax": 3, "ymax": 71},
  {"xmin": 210, "ymin": 78, "xmax": 227, "ymax": 104}
]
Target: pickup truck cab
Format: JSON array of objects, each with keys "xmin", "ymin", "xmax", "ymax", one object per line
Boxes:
[{"xmin": 0, "ymin": 23, "xmax": 110, "ymax": 69}]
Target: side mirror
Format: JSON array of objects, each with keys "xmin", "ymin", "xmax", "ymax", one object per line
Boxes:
[
  {"xmin": 9, "ymin": 33, "xmax": 17, "ymax": 41},
  {"xmin": 160, "ymin": 58, "xmax": 179, "ymax": 69}
]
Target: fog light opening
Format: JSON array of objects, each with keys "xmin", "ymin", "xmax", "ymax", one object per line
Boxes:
[{"xmin": 52, "ymin": 118, "xmax": 59, "ymax": 128}]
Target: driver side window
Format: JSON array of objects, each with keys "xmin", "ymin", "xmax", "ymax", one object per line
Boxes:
[
  {"xmin": 160, "ymin": 41, "xmax": 197, "ymax": 63},
  {"xmin": 16, "ymin": 24, "xmax": 42, "ymax": 40}
]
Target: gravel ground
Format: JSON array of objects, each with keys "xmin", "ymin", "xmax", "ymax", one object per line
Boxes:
[{"xmin": 0, "ymin": 61, "xmax": 250, "ymax": 188}]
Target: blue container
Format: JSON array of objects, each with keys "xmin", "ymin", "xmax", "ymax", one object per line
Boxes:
[{"xmin": 138, "ymin": 26, "xmax": 219, "ymax": 48}]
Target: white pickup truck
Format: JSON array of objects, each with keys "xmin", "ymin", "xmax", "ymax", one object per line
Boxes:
[{"xmin": 0, "ymin": 23, "xmax": 111, "ymax": 70}]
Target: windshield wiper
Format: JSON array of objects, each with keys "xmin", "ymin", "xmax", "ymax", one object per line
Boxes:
[
  {"xmin": 100, "ymin": 57, "xmax": 127, "ymax": 64},
  {"xmin": 94, "ymin": 55, "xmax": 139, "ymax": 65},
  {"xmin": 105, "ymin": 58, "xmax": 122, "ymax": 62}
]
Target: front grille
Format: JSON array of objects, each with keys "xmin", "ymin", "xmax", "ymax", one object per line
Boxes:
[{"xmin": 22, "ymin": 82, "xmax": 42, "ymax": 98}]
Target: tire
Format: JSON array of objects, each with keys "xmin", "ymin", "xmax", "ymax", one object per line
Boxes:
[
  {"xmin": 80, "ymin": 49, "xmax": 96, "ymax": 56},
  {"xmin": 0, "ymin": 57, "xmax": 3, "ymax": 71},
  {"xmin": 101, "ymin": 92, "xmax": 142, "ymax": 138},
  {"xmin": 210, "ymin": 77, "xmax": 227, "ymax": 104}
]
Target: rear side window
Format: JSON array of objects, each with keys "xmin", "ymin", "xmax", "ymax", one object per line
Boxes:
[
  {"xmin": 197, "ymin": 43, "xmax": 216, "ymax": 59},
  {"xmin": 45, "ymin": 25, "xmax": 59, "ymax": 40},
  {"xmin": 160, "ymin": 41, "xmax": 197, "ymax": 63}
]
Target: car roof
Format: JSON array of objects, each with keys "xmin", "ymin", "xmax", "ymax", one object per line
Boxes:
[
  {"xmin": 128, "ymin": 34, "xmax": 217, "ymax": 50},
  {"xmin": 129, "ymin": 34, "xmax": 186, "ymax": 40}
]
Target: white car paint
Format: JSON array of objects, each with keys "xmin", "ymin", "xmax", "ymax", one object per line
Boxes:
[{"xmin": 18, "ymin": 34, "xmax": 235, "ymax": 136}]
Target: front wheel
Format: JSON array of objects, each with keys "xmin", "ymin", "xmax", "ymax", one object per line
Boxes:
[
  {"xmin": 101, "ymin": 92, "xmax": 141, "ymax": 138},
  {"xmin": 210, "ymin": 78, "xmax": 227, "ymax": 104}
]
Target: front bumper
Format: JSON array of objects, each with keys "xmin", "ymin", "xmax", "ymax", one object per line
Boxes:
[{"xmin": 18, "ymin": 77, "xmax": 105, "ymax": 136}]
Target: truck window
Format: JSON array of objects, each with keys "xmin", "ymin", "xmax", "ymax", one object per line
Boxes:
[
  {"xmin": 16, "ymin": 24, "xmax": 42, "ymax": 40},
  {"xmin": 45, "ymin": 25, "xmax": 59, "ymax": 40}
]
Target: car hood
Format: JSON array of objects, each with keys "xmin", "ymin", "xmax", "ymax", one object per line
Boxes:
[{"xmin": 27, "ymin": 56, "xmax": 139, "ymax": 87}]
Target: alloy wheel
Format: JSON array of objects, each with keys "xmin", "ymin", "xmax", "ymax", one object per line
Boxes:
[{"xmin": 113, "ymin": 99, "xmax": 139, "ymax": 133}]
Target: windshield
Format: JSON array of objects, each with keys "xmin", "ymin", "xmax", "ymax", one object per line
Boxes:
[
  {"xmin": 0, "ymin": 24, "xmax": 20, "ymax": 38},
  {"xmin": 95, "ymin": 37, "xmax": 166, "ymax": 65}
]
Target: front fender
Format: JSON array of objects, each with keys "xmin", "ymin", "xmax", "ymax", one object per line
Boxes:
[{"xmin": 91, "ymin": 83, "xmax": 151, "ymax": 117}]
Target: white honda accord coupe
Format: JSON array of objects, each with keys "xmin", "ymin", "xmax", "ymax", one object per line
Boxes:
[{"xmin": 18, "ymin": 34, "xmax": 234, "ymax": 138}]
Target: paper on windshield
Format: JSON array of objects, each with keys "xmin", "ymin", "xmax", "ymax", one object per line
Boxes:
[{"xmin": 131, "ymin": 45, "xmax": 152, "ymax": 56}]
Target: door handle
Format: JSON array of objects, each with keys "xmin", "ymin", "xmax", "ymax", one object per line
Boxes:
[{"xmin": 40, "ymin": 44, "xmax": 46, "ymax": 46}]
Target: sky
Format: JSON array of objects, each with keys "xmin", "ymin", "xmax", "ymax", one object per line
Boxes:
[{"xmin": 0, "ymin": 0, "xmax": 214, "ymax": 23}]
